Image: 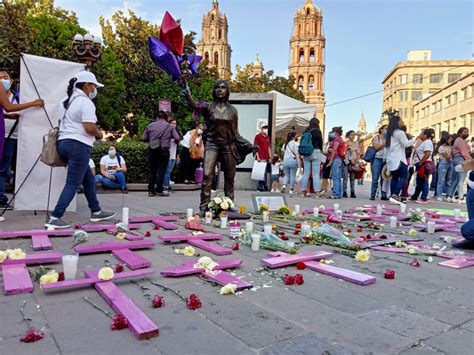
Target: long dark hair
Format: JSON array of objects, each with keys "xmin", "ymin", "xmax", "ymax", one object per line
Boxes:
[
  {"xmin": 305, "ymin": 117, "xmax": 320, "ymax": 132},
  {"xmin": 434, "ymin": 131, "xmax": 450, "ymax": 155},
  {"xmin": 63, "ymin": 77, "xmax": 86, "ymax": 108},
  {"xmin": 284, "ymin": 132, "xmax": 297, "ymax": 149},
  {"xmin": 457, "ymin": 127, "xmax": 468, "ymax": 136},
  {"xmin": 385, "ymin": 115, "xmax": 401, "ymax": 148}
]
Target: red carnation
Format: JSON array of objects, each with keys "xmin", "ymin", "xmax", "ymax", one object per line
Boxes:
[
  {"xmin": 114, "ymin": 264, "xmax": 124, "ymax": 273},
  {"xmin": 356, "ymin": 228, "xmax": 363, "ymax": 232},
  {"xmin": 232, "ymin": 243, "xmax": 239, "ymax": 251},
  {"xmin": 347, "ymin": 229, "xmax": 352, "ymax": 234},
  {"xmin": 296, "ymin": 262, "xmax": 306, "ymax": 270},
  {"xmin": 153, "ymin": 225, "xmax": 160, "ymax": 230},
  {"xmin": 281, "ymin": 235, "xmax": 289, "ymax": 240},
  {"xmin": 186, "ymin": 294, "xmax": 202, "ymax": 310},
  {"xmin": 74, "ymin": 224, "xmax": 82, "ymax": 229},
  {"xmin": 20, "ymin": 327, "xmax": 44, "ymax": 343},
  {"xmin": 304, "ymin": 236, "xmax": 313, "ymax": 242},
  {"xmin": 384, "ymin": 269, "xmax": 395, "ymax": 280},
  {"xmin": 294, "ymin": 273, "xmax": 304, "ymax": 285},
  {"xmin": 293, "ymin": 230, "xmax": 300, "ymax": 235},
  {"xmin": 283, "ymin": 275, "xmax": 295, "ymax": 285},
  {"xmin": 145, "ymin": 231, "xmax": 152, "ymax": 237},
  {"xmin": 295, "ymin": 223, "xmax": 302, "ymax": 229},
  {"xmin": 111, "ymin": 315, "xmax": 128, "ymax": 330},
  {"xmin": 379, "ymin": 235, "xmax": 388, "ymax": 239},
  {"xmin": 410, "ymin": 259, "xmax": 420, "ymax": 267},
  {"xmin": 366, "ymin": 234, "xmax": 372, "ymax": 240},
  {"xmin": 58, "ymin": 272, "xmax": 65, "ymax": 282},
  {"xmin": 152, "ymin": 295, "xmax": 165, "ymax": 308}
]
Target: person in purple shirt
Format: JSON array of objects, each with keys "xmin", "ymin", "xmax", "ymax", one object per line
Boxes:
[{"xmin": 142, "ymin": 110, "xmax": 180, "ymax": 197}]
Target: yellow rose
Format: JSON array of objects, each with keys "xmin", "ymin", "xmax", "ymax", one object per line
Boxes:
[
  {"xmin": 355, "ymin": 250, "xmax": 371, "ymax": 262},
  {"xmin": 40, "ymin": 270, "xmax": 59, "ymax": 287},
  {"xmin": 319, "ymin": 259, "xmax": 334, "ymax": 264},
  {"xmin": 194, "ymin": 256, "xmax": 218, "ymax": 271},
  {"xmin": 407, "ymin": 246, "xmax": 417, "ymax": 255},
  {"xmin": 115, "ymin": 232, "xmax": 127, "ymax": 240},
  {"xmin": 219, "ymin": 283, "xmax": 237, "ymax": 295},
  {"xmin": 6, "ymin": 248, "xmax": 26, "ymax": 260},
  {"xmin": 183, "ymin": 246, "xmax": 196, "ymax": 256},
  {"xmin": 0, "ymin": 250, "xmax": 7, "ymax": 263},
  {"xmin": 98, "ymin": 267, "xmax": 114, "ymax": 281},
  {"xmin": 408, "ymin": 229, "xmax": 417, "ymax": 236}
]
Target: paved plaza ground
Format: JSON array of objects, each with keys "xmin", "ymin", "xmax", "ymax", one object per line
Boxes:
[{"xmin": 0, "ymin": 184, "xmax": 473, "ymax": 355}]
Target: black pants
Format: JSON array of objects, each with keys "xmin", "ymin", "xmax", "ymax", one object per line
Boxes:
[{"xmin": 148, "ymin": 147, "xmax": 170, "ymax": 193}]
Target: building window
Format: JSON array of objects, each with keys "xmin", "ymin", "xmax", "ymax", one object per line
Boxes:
[
  {"xmin": 448, "ymin": 73, "xmax": 461, "ymax": 83},
  {"xmin": 211, "ymin": 14, "xmax": 214, "ymax": 21},
  {"xmin": 218, "ymin": 29, "xmax": 222, "ymax": 40},
  {"xmin": 452, "ymin": 92, "xmax": 457, "ymax": 104},
  {"xmin": 204, "ymin": 52, "xmax": 209, "ymax": 61},
  {"xmin": 413, "ymin": 74, "xmax": 423, "ymax": 84},
  {"xmin": 298, "ymin": 76, "xmax": 304, "ymax": 91},
  {"xmin": 461, "ymin": 87, "xmax": 468, "ymax": 100},
  {"xmin": 308, "ymin": 75, "xmax": 315, "ymax": 90},
  {"xmin": 214, "ymin": 52, "xmax": 219, "ymax": 66},
  {"xmin": 399, "ymin": 91, "xmax": 408, "ymax": 101},
  {"xmin": 430, "ymin": 73, "xmax": 443, "ymax": 84},
  {"xmin": 400, "ymin": 108, "xmax": 408, "ymax": 118},
  {"xmin": 309, "ymin": 48, "xmax": 315, "ymax": 62},
  {"xmin": 398, "ymin": 74, "xmax": 408, "ymax": 85},
  {"xmin": 446, "ymin": 95, "xmax": 451, "ymax": 106},
  {"xmin": 299, "ymin": 48, "xmax": 304, "ymax": 62},
  {"xmin": 412, "ymin": 91, "xmax": 422, "ymax": 101},
  {"xmin": 306, "ymin": 8, "xmax": 310, "ymax": 15}
]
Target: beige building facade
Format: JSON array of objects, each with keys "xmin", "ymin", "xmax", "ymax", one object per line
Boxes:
[
  {"xmin": 197, "ymin": 0, "xmax": 232, "ymax": 79},
  {"xmin": 289, "ymin": 0, "xmax": 326, "ymax": 130},
  {"xmin": 382, "ymin": 50, "xmax": 474, "ymax": 133},
  {"xmin": 413, "ymin": 73, "xmax": 474, "ymax": 138}
]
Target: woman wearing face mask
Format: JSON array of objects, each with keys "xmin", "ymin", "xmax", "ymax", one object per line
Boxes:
[
  {"xmin": 369, "ymin": 125, "xmax": 387, "ymax": 200},
  {"xmin": 180, "ymin": 125, "xmax": 204, "ymax": 184},
  {"xmin": 99, "ymin": 145, "xmax": 127, "ymax": 192},
  {"xmin": 410, "ymin": 129, "xmax": 434, "ymax": 203},
  {"xmin": 327, "ymin": 127, "xmax": 345, "ymax": 199},
  {"xmin": 320, "ymin": 132, "xmax": 333, "ymax": 197},
  {"xmin": 447, "ymin": 127, "xmax": 472, "ymax": 204},
  {"xmin": 46, "ymin": 71, "xmax": 115, "ymax": 229}
]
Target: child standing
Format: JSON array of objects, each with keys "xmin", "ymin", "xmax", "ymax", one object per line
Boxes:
[{"xmin": 271, "ymin": 154, "xmax": 282, "ymax": 192}]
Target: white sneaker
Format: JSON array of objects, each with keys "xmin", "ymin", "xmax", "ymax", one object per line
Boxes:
[
  {"xmin": 458, "ymin": 198, "xmax": 465, "ymax": 204},
  {"xmin": 271, "ymin": 189, "xmax": 275, "ymax": 193},
  {"xmin": 289, "ymin": 189, "xmax": 294, "ymax": 195},
  {"xmin": 281, "ymin": 185, "xmax": 287, "ymax": 193},
  {"xmin": 437, "ymin": 197, "xmax": 443, "ymax": 202},
  {"xmin": 446, "ymin": 197, "xmax": 452, "ymax": 203}
]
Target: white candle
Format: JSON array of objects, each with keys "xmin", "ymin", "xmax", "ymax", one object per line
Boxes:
[
  {"xmin": 122, "ymin": 207, "xmax": 129, "ymax": 226},
  {"xmin": 313, "ymin": 207, "xmax": 319, "ymax": 217},
  {"xmin": 333, "ymin": 203, "xmax": 340, "ymax": 212},
  {"xmin": 62, "ymin": 255, "xmax": 79, "ymax": 280},
  {"xmin": 376, "ymin": 205, "xmax": 383, "ymax": 216},
  {"xmin": 251, "ymin": 233, "xmax": 261, "ymax": 251},
  {"xmin": 205, "ymin": 211, "xmax": 213, "ymax": 224},
  {"xmin": 301, "ymin": 223, "xmax": 311, "ymax": 237},
  {"xmin": 389, "ymin": 216, "xmax": 397, "ymax": 228},
  {"xmin": 453, "ymin": 209, "xmax": 461, "ymax": 218},
  {"xmin": 335, "ymin": 210, "xmax": 343, "ymax": 219},
  {"xmin": 186, "ymin": 208, "xmax": 194, "ymax": 218},
  {"xmin": 220, "ymin": 215, "xmax": 228, "ymax": 229},
  {"xmin": 427, "ymin": 221, "xmax": 436, "ymax": 234},
  {"xmin": 294, "ymin": 205, "xmax": 300, "ymax": 214},
  {"xmin": 263, "ymin": 224, "xmax": 272, "ymax": 234},
  {"xmin": 400, "ymin": 204, "xmax": 407, "ymax": 213},
  {"xmin": 245, "ymin": 221, "xmax": 254, "ymax": 233},
  {"xmin": 262, "ymin": 211, "xmax": 269, "ymax": 223}
]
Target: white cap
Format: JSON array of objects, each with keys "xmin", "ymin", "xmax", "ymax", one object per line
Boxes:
[{"xmin": 74, "ymin": 71, "xmax": 104, "ymax": 88}]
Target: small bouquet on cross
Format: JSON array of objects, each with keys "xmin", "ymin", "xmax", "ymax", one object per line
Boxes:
[{"xmin": 207, "ymin": 195, "xmax": 235, "ymax": 217}]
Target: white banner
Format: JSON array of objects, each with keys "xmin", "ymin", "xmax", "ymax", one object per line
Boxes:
[{"xmin": 15, "ymin": 54, "xmax": 85, "ymax": 211}]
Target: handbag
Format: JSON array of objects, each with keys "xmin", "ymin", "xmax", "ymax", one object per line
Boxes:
[
  {"xmin": 363, "ymin": 146, "xmax": 377, "ymax": 162},
  {"xmin": 40, "ymin": 96, "xmax": 78, "ymax": 167}
]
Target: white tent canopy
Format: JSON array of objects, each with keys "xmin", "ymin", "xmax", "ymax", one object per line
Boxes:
[{"xmin": 268, "ymin": 90, "xmax": 316, "ymax": 134}]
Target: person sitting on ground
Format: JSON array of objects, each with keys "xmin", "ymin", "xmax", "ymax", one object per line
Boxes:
[
  {"xmin": 99, "ymin": 145, "xmax": 128, "ymax": 193},
  {"xmin": 452, "ymin": 170, "xmax": 474, "ymax": 250}
]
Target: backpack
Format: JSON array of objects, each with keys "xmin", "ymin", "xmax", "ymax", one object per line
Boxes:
[
  {"xmin": 337, "ymin": 140, "xmax": 347, "ymax": 160},
  {"xmin": 298, "ymin": 129, "xmax": 315, "ymax": 156}
]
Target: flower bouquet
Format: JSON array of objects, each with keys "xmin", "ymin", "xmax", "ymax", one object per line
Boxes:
[
  {"xmin": 207, "ymin": 195, "xmax": 235, "ymax": 217},
  {"xmin": 308, "ymin": 224, "xmax": 360, "ymax": 250},
  {"xmin": 239, "ymin": 230, "xmax": 298, "ymax": 254}
]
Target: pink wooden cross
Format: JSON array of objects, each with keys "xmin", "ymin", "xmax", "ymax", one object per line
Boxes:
[
  {"xmin": 159, "ymin": 233, "xmax": 231, "ymax": 256},
  {"xmin": 80, "ymin": 223, "xmax": 143, "ymax": 241},
  {"xmin": 0, "ymin": 229, "xmax": 75, "ymax": 251},
  {"xmin": 42, "ymin": 267, "xmax": 159, "ymax": 340},
  {"xmin": 261, "ymin": 251, "xmax": 376, "ymax": 286},
  {"xmin": 161, "ymin": 258, "xmax": 252, "ymax": 291},
  {"xmin": 74, "ymin": 241, "xmax": 155, "ymax": 270},
  {"xmin": 1, "ymin": 251, "xmax": 62, "ymax": 295},
  {"xmin": 129, "ymin": 215, "xmax": 181, "ymax": 230}
]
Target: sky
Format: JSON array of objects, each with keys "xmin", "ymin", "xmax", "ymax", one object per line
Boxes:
[{"xmin": 56, "ymin": 0, "xmax": 473, "ymax": 133}]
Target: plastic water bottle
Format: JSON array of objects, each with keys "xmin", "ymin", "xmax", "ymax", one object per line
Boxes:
[{"xmin": 195, "ymin": 163, "xmax": 204, "ymax": 184}]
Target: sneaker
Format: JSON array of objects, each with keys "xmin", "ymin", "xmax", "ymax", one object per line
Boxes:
[
  {"xmin": 458, "ymin": 198, "xmax": 465, "ymax": 204},
  {"xmin": 44, "ymin": 217, "xmax": 71, "ymax": 229},
  {"xmin": 281, "ymin": 185, "xmax": 287, "ymax": 193},
  {"xmin": 350, "ymin": 192, "xmax": 356, "ymax": 198},
  {"xmin": 446, "ymin": 197, "xmax": 452, "ymax": 203},
  {"xmin": 271, "ymin": 189, "xmax": 275, "ymax": 193},
  {"xmin": 437, "ymin": 197, "xmax": 443, "ymax": 202},
  {"xmin": 389, "ymin": 195, "xmax": 405, "ymax": 205},
  {"xmin": 342, "ymin": 192, "xmax": 348, "ymax": 198},
  {"xmin": 158, "ymin": 191, "xmax": 170, "ymax": 197},
  {"xmin": 148, "ymin": 191, "xmax": 156, "ymax": 197},
  {"xmin": 90, "ymin": 210, "xmax": 116, "ymax": 222},
  {"xmin": 381, "ymin": 196, "xmax": 389, "ymax": 201},
  {"xmin": 416, "ymin": 199, "xmax": 428, "ymax": 204},
  {"xmin": 370, "ymin": 197, "xmax": 375, "ymax": 201},
  {"xmin": 452, "ymin": 239, "xmax": 474, "ymax": 250},
  {"xmin": 289, "ymin": 189, "xmax": 294, "ymax": 195},
  {"xmin": 170, "ymin": 181, "xmax": 175, "ymax": 185}
]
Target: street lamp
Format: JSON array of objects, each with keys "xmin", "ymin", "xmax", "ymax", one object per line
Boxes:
[{"xmin": 73, "ymin": 33, "xmax": 102, "ymax": 68}]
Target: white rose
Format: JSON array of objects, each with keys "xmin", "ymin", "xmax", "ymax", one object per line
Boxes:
[
  {"xmin": 39, "ymin": 270, "xmax": 59, "ymax": 287},
  {"xmin": 98, "ymin": 267, "xmax": 114, "ymax": 281},
  {"xmin": 194, "ymin": 256, "xmax": 218, "ymax": 271},
  {"xmin": 219, "ymin": 283, "xmax": 237, "ymax": 295},
  {"xmin": 0, "ymin": 250, "xmax": 7, "ymax": 263},
  {"xmin": 221, "ymin": 201, "xmax": 229, "ymax": 210},
  {"xmin": 214, "ymin": 198, "xmax": 222, "ymax": 204},
  {"xmin": 6, "ymin": 248, "xmax": 26, "ymax": 260}
]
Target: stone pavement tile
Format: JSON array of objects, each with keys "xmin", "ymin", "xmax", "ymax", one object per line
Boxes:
[
  {"xmin": 358, "ymin": 305, "xmax": 450, "ymax": 340},
  {"xmin": 398, "ymin": 344, "xmax": 445, "ymax": 354},
  {"xmin": 425, "ymin": 329, "xmax": 474, "ymax": 355},
  {"xmin": 432, "ymin": 287, "xmax": 474, "ymax": 308},
  {"xmin": 0, "ymin": 295, "xmax": 42, "ymax": 338},
  {"xmin": 0, "ymin": 332, "xmax": 60, "ymax": 355},
  {"xmin": 460, "ymin": 320, "xmax": 474, "ymax": 332},
  {"xmin": 260, "ymin": 332, "xmax": 353, "ymax": 355}
]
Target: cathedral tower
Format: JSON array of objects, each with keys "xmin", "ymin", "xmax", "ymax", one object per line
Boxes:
[
  {"xmin": 251, "ymin": 54, "xmax": 264, "ymax": 77},
  {"xmin": 289, "ymin": 0, "xmax": 326, "ymax": 128},
  {"xmin": 197, "ymin": 0, "xmax": 232, "ymax": 79}
]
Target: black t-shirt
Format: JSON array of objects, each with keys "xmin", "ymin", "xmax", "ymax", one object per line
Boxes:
[{"xmin": 305, "ymin": 128, "xmax": 323, "ymax": 150}]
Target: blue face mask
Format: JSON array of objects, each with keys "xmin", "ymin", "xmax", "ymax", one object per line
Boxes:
[
  {"xmin": 108, "ymin": 150, "xmax": 116, "ymax": 158},
  {"xmin": 89, "ymin": 88, "xmax": 97, "ymax": 100},
  {"xmin": 328, "ymin": 133, "xmax": 335, "ymax": 141},
  {"xmin": 383, "ymin": 129, "xmax": 388, "ymax": 136},
  {"xmin": 2, "ymin": 79, "xmax": 11, "ymax": 91}
]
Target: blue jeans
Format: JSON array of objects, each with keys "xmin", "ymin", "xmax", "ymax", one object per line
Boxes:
[
  {"xmin": 331, "ymin": 157, "xmax": 343, "ymax": 198},
  {"xmin": 370, "ymin": 158, "xmax": 384, "ymax": 198},
  {"xmin": 390, "ymin": 162, "xmax": 408, "ymax": 197},
  {"xmin": 101, "ymin": 171, "xmax": 127, "ymax": 190},
  {"xmin": 283, "ymin": 157, "xmax": 298, "ymax": 190},
  {"xmin": 163, "ymin": 159, "xmax": 176, "ymax": 188},
  {"xmin": 449, "ymin": 156, "xmax": 466, "ymax": 198},
  {"xmin": 52, "ymin": 139, "xmax": 101, "ymax": 218},
  {"xmin": 412, "ymin": 163, "xmax": 429, "ymax": 200},
  {"xmin": 0, "ymin": 138, "xmax": 17, "ymax": 201},
  {"xmin": 436, "ymin": 160, "xmax": 451, "ymax": 197},
  {"xmin": 301, "ymin": 149, "xmax": 322, "ymax": 192},
  {"xmin": 461, "ymin": 189, "xmax": 474, "ymax": 241}
]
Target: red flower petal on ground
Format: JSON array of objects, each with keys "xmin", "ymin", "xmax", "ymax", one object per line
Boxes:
[
  {"xmin": 294, "ymin": 273, "xmax": 304, "ymax": 285},
  {"xmin": 384, "ymin": 269, "xmax": 395, "ymax": 280},
  {"xmin": 186, "ymin": 294, "xmax": 202, "ymax": 310},
  {"xmin": 410, "ymin": 259, "xmax": 421, "ymax": 267},
  {"xmin": 74, "ymin": 224, "xmax": 82, "ymax": 229},
  {"xmin": 356, "ymin": 228, "xmax": 363, "ymax": 232},
  {"xmin": 144, "ymin": 231, "xmax": 152, "ymax": 237},
  {"xmin": 58, "ymin": 272, "xmax": 65, "ymax": 282},
  {"xmin": 281, "ymin": 235, "xmax": 289, "ymax": 240},
  {"xmin": 152, "ymin": 295, "xmax": 165, "ymax": 308},
  {"xmin": 293, "ymin": 230, "xmax": 300, "ymax": 235},
  {"xmin": 374, "ymin": 226, "xmax": 380, "ymax": 230},
  {"xmin": 20, "ymin": 327, "xmax": 44, "ymax": 343},
  {"xmin": 295, "ymin": 223, "xmax": 302, "ymax": 229},
  {"xmin": 304, "ymin": 237, "xmax": 313, "ymax": 242},
  {"xmin": 366, "ymin": 235, "xmax": 372, "ymax": 240},
  {"xmin": 111, "ymin": 315, "xmax": 128, "ymax": 330},
  {"xmin": 347, "ymin": 229, "xmax": 352, "ymax": 234},
  {"xmin": 379, "ymin": 235, "xmax": 388, "ymax": 239},
  {"xmin": 114, "ymin": 264, "xmax": 124, "ymax": 273},
  {"xmin": 296, "ymin": 262, "xmax": 306, "ymax": 270},
  {"xmin": 153, "ymin": 225, "xmax": 160, "ymax": 230},
  {"xmin": 283, "ymin": 275, "xmax": 295, "ymax": 285},
  {"xmin": 232, "ymin": 243, "xmax": 239, "ymax": 251}
]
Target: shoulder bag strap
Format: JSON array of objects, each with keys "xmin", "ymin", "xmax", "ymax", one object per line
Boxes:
[
  {"xmin": 6, "ymin": 93, "xmax": 21, "ymax": 139},
  {"xmin": 58, "ymin": 95, "xmax": 79, "ymax": 130}
]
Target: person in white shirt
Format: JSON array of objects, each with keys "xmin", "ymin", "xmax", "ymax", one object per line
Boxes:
[
  {"xmin": 281, "ymin": 132, "xmax": 301, "ymax": 194},
  {"xmin": 270, "ymin": 154, "xmax": 282, "ymax": 192},
  {"xmin": 99, "ymin": 145, "xmax": 127, "ymax": 192},
  {"xmin": 385, "ymin": 115, "xmax": 416, "ymax": 205},
  {"xmin": 410, "ymin": 129, "xmax": 434, "ymax": 203},
  {"xmin": 163, "ymin": 118, "xmax": 179, "ymax": 191},
  {"xmin": 46, "ymin": 71, "xmax": 115, "ymax": 229}
]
